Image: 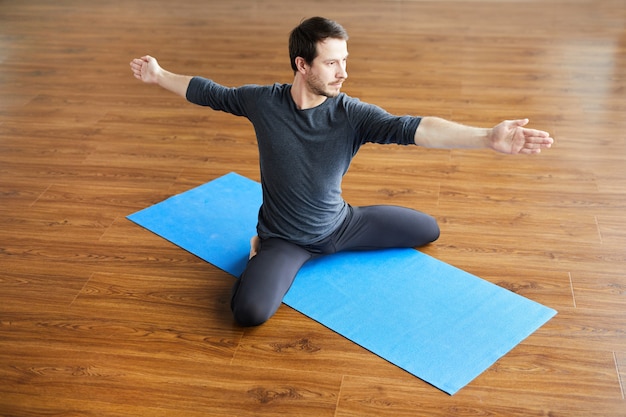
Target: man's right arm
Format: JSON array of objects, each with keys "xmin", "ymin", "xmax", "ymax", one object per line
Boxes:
[
  {"xmin": 414, "ymin": 116, "xmax": 553, "ymax": 155},
  {"xmin": 130, "ymin": 55, "xmax": 192, "ymax": 98}
]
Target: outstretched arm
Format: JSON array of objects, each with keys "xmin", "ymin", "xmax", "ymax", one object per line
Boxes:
[
  {"xmin": 130, "ymin": 55, "xmax": 192, "ymax": 98},
  {"xmin": 414, "ymin": 116, "xmax": 553, "ymax": 155}
]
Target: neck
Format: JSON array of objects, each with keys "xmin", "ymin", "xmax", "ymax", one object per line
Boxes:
[{"xmin": 290, "ymin": 74, "xmax": 327, "ymax": 110}]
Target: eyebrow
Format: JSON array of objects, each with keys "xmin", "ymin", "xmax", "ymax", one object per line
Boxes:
[{"xmin": 323, "ymin": 54, "xmax": 349, "ymax": 62}]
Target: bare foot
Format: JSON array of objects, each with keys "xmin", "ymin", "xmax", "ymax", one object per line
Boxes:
[{"xmin": 249, "ymin": 235, "xmax": 260, "ymax": 259}]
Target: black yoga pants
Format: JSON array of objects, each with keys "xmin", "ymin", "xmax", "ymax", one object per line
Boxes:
[{"xmin": 230, "ymin": 205, "xmax": 440, "ymax": 326}]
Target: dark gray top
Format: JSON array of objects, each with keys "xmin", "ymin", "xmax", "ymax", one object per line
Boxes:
[{"xmin": 186, "ymin": 77, "xmax": 421, "ymax": 245}]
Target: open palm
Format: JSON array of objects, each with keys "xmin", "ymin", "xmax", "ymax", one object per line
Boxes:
[{"xmin": 490, "ymin": 119, "xmax": 553, "ymax": 155}]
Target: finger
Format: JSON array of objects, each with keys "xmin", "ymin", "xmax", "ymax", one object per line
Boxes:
[
  {"xmin": 511, "ymin": 118, "xmax": 529, "ymax": 128},
  {"xmin": 523, "ymin": 132, "xmax": 552, "ymax": 141},
  {"xmin": 524, "ymin": 140, "xmax": 549, "ymax": 149},
  {"xmin": 522, "ymin": 127, "xmax": 553, "ymax": 141},
  {"xmin": 129, "ymin": 59, "xmax": 145, "ymax": 72},
  {"xmin": 522, "ymin": 139, "xmax": 552, "ymax": 154},
  {"xmin": 528, "ymin": 135, "xmax": 554, "ymax": 146},
  {"xmin": 525, "ymin": 128, "xmax": 550, "ymax": 137},
  {"xmin": 518, "ymin": 144, "xmax": 543, "ymax": 155}
]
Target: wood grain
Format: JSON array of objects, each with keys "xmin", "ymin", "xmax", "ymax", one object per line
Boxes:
[{"xmin": 1, "ymin": 0, "xmax": 625, "ymax": 415}]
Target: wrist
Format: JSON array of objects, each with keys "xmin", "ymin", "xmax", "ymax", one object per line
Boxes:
[
  {"xmin": 483, "ymin": 128, "xmax": 493, "ymax": 149},
  {"xmin": 155, "ymin": 68, "xmax": 168, "ymax": 87}
]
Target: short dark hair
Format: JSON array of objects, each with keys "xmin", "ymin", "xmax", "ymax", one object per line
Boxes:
[{"xmin": 289, "ymin": 17, "xmax": 349, "ymax": 73}]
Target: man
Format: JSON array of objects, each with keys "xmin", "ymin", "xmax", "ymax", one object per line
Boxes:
[{"xmin": 130, "ymin": 17, "xmax": 553, "ymax": 327}]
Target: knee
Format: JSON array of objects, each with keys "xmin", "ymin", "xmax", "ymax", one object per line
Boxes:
[
  {"xmin": 230, "ymin": 283, "xmax": 276, "ymax": 327},
  {"xmin": 428, "ymin": 217, "xmax": 441, "ymax": 242},
  {"xmin": 232, "ymin": 301, "xmax": 274, "ymax": 327},
  {"xmin": 415, "ymin": 215, "xmax": 440, "ymax": 246}
]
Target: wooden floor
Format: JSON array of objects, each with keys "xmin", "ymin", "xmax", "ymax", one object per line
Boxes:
[{"xmin": 1, "ymin": 0, "xmax": 625, "ymax": 415}]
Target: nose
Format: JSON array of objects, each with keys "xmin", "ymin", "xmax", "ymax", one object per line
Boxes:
[{"xmin": 338, "ymin": 62, "xmax": 348, "ymax": 79}]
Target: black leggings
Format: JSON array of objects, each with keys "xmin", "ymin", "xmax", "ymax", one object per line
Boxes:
[{"xmin": 230, "ymin": 205, "xmax": 440, "ymax": 326}]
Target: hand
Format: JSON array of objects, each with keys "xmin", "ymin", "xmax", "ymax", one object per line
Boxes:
[
  {"xmin": 129, "ymin": 55, "xmax": 162, "ymax": 84},
  {"xmin": 489, "ymin": 119, "xmax": 553, "ymax": 155}
]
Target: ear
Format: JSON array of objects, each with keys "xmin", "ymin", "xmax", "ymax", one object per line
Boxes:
[{"xmin": 294, "ymin": 56, "xmax": 308, "ymax": 74}]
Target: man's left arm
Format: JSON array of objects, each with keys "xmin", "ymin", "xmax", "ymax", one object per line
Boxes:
[{"xmin": 414, "ymin": 116, "xmax": 553, "ymax": 155}]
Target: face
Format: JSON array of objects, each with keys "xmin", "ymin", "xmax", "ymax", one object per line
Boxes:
[{"xmin": 304, "ymin": 38, "xmax": 348, "ymax": 98}]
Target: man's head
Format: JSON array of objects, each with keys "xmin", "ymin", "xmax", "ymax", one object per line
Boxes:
[
  {"xmin": 289, "ymin": 17, "xmax": 350, "ymax": 100},
  {"xmin": 289, "ymin": 17, "xmax": 349, "ymax": 74}
]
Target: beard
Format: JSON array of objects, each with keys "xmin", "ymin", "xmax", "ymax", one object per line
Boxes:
[{"xmin": 306, "ymin": 72, "xmax": 342, "ymax": 98}]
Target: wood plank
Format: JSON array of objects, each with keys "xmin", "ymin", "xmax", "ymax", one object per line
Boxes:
[
  {"xmin": 336, "ymin": 368, "xmax": 625, "ymax": 417},
  {"xmin": 0, "ymin": 346, "xmax": 342, "ymax": 417}
]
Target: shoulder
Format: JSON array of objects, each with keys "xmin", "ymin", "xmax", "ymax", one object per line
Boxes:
[
  {"xmin": 235, "ymin": 82, "xmax": 291, "ymax": 103},
  {"xmin": 334, "ymin": 93, "xmax": 380, "ymax": 111},
  {"xmin": 332, "ymin": 93, "xmax": 389, "ymax": 119},
  {"xmin": 239, "ymin": 82, "xmax": 289, "ymax": 94}
]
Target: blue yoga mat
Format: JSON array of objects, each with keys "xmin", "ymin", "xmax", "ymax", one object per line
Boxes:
[{"xmin": 128, "ymin": 172, "xmax": 556, "ymax": 395}]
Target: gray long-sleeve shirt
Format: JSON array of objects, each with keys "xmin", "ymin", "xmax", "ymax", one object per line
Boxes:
[{"xmin": 186, "ymin": 77, "xmax": 421, "ymax": 245}]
